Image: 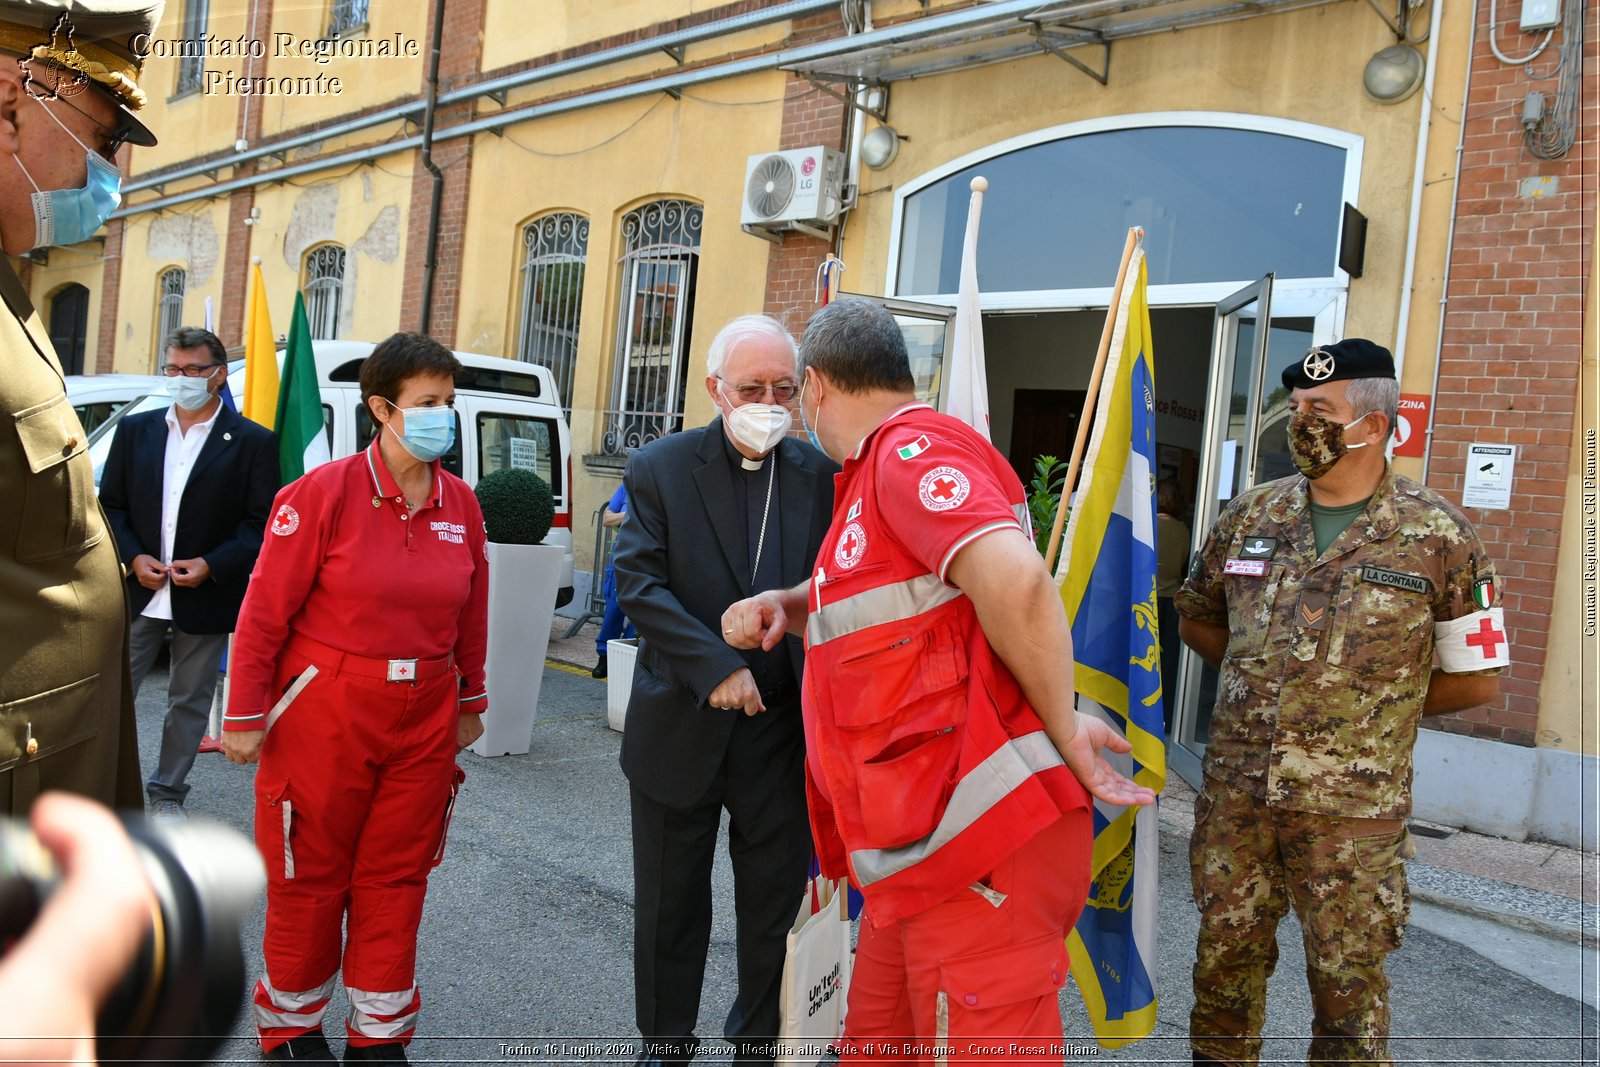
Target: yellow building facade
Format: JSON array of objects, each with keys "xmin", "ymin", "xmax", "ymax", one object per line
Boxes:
[{"xmin": 15, "ymin": 0, "xmax": 1593, "ymax": 847}]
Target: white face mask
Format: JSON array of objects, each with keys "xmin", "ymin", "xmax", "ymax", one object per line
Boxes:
[
  {"xmin": 165, "ymin": 372, "xmax": 216, "ymax": 412},
  {"xmin": 720, "ymin": 385, "xmax": 793, "ymax": 455}
]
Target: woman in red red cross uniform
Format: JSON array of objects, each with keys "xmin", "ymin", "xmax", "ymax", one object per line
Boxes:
[{"xmin": 223, "ymin": 333, "xmax": 489, "ymax": 1065}]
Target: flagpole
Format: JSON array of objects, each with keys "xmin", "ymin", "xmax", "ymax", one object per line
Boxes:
[{"xmin": 1044, "ymin": 226, "xmax": 1143, "ymax": 576}]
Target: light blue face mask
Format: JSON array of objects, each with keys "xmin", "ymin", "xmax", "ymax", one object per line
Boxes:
[
  {"xmin": 13, "ymin": 99, "xmax": 123, "ymax": 249},
  {"xmin": 386, "ymin": 401, "xmax": 456, "ymax": 462},
  {"xmin": 798, "ymin": 375, "xmax": 825, "ymax": 456}
]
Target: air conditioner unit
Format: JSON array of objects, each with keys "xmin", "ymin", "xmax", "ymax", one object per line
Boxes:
[{"xmin": 740, "ymin": 147, "xmax": 845, "ymax": 232}]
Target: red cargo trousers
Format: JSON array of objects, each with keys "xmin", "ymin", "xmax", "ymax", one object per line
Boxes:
[
  {"xmin": 837, "ymin": 811, "xmax": 1093, "ymax": 1064},
  {"xmin": 250, "ymin": 636, "xmax": 463, "ymax": 1052}
]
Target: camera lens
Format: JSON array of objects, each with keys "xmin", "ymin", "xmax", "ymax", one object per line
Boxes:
[{"xmin": 0, "ymin": 814, "xmax": 264, "ymax": 1062}]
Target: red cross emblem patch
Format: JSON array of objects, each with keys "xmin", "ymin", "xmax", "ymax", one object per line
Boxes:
[
  {"xmin": 834, "ymin": 521, "xmax": 868, "ymax": 570},
  {"xmin": 1464, "ymin": 616, "xmax": 1506, "ymax": 660},
  {"xmin": 918, "ymin": 466, "xmax": 971, "ymax": 512},
  {"xmin": 270, "ymin": 504, "xmax": 300, "ymax": 536}
]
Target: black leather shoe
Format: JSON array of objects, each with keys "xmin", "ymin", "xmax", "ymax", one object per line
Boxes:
[
  {"xmin": 591, "ymin": 655, "xmax": 608, "ymax": 679},
  {"xmin": 344, "ymin": 1042, "xmax": 407, "ymax": 1063},
  {"xmin": 265, "ymin": 1031, "xmax": 336, "ymax": 1062}
]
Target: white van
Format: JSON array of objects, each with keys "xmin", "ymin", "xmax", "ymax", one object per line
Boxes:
[
  {"xmin": 85, "ymin": 341, "xmax": 577, "ymax": 607},
  {"xmin": 65, "ymin": 373, "xmax": 163, "ymax": 437}
]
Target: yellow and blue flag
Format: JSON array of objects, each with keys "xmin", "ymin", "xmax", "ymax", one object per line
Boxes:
[{"xmin": 1056, "ymin": 238, "xmax": 1166, "ymax": 1049}]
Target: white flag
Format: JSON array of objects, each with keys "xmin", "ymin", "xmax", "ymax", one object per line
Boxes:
[{"xmin": 943, "ymin": 176, "xmax": 991, "ymax": 440}]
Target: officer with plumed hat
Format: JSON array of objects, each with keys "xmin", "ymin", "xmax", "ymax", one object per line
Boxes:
[{"xmin": 0, "ymin": 0, "xmax": 166, "ymax": 816}]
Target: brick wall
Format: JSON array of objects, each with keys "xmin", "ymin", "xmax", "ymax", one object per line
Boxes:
[
  {"xmin": 217, "ymin": 0, "xmax": 273, "ymax": 351},
  {"xmin": 219, "ymin": 189, "xmax": 257, "ymax": 351},
  {"xmin": 1426, "ymin": 2, "xmax": 1595, "ymax": 745},
  {"xmin": 397, "ymin": 0, "xmax": 486, "ymax": 343},
  {"xmin": 763, "ymin": 10, "xmax": 850, "ymax": 331},
  {"xmin": 95, "ymin": 219, "xmax": 123, "ymax": 372}
]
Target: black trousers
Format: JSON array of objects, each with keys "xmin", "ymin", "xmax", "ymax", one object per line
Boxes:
[{"xmin": 630, "ymin": 694, "xmax": 811, "ymax": 1065}]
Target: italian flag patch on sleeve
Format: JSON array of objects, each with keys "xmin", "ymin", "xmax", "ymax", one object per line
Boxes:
[{"xmin": 897, "ymin": 435, "xmax": 930, "ymax": 461}]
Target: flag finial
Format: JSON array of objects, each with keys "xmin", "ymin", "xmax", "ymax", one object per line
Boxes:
[{"xmin": 970, "ymin": 175, "xmax": 988, "ymax": 193}]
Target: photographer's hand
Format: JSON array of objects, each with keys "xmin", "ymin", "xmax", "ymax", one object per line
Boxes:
[{"xmin": 0, "ymin": 793, "xmax": 155, "ymax": 1066}]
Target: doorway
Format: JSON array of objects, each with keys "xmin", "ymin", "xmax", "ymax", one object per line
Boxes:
[
  {"xmin": 975, "ymin": 295, "xmax": 1338, "ymax": 788},
  {"xmin": 49, "ymin": 283, "xmax": 89, "ymax": 376},
  {"xmin": 862, "ymin": 290, "xmax": 1342, "ymax": 786}
]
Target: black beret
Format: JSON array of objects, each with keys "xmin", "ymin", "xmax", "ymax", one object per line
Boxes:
[{"xmin": 1281, "ymin": 338, "xmax": 1396, "ymax": 391}]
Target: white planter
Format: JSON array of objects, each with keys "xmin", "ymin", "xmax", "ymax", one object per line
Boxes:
[
  {"xmin": 471, "ymin": 541, "xmax": 564, "ymax": 757},
  {"xmin": 606, "ymin": 638, "xmax": 639, "ymax": 732}
]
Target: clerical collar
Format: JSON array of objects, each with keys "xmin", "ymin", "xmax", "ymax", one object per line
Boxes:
[{"xmin": 740, "ymin": 455, "xmax": 765, "ymax": 472}]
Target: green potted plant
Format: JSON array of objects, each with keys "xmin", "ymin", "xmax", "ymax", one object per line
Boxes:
[
  {"xmin": 1027, "ymin": 455, "xmax": 1068, "ymax": 557},
  {"xmin": 472, "ymin": 468, "xmax": 563, "ymax": 756}
]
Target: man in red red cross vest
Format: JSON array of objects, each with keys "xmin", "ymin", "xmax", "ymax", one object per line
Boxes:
[
  {"xmin": 1174, "ymin": 338, "xmax": 1508, "ymax": 1066},
  {"xmin": 722, "ymin": 298, "xmax": 1155, "ymax": 1061}
]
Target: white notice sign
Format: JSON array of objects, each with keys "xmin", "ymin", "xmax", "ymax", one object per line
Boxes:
[
  {"xmin": 1462, "ymin": 443, "xmax": 1515, "ymax": 510},
  {"xmin": 508, "ymin": 437, "xmax": 540, "ymax": 472}
]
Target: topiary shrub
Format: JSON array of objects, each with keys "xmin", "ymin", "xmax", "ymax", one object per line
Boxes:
[{"xmin": 475, "ymin": 467, "xmax": 555, "ymax": 545}]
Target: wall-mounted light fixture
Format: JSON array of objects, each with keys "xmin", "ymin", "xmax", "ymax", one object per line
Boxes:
[
  {"xmin": 1363, "ymin": 44, "xmax": 1425, "ymax": 104},
  {"xmin": 243, "ymin": 207, "xmax": 262, "ymax": 227},
  {"xmin": 861, "ymin": 124, "xmax": 901, "ymax": 169}
]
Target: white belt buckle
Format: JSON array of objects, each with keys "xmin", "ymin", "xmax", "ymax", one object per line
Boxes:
[{"xmin": 387, "ymin": 659, "xmax": 419, "ymax": 682}]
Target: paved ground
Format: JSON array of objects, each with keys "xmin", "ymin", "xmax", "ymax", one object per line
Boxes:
[{"xmin": 127, "ymin": 625, "xmax": 1598, "ymax": 1065}]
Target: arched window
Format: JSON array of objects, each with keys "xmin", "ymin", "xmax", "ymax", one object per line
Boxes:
[
  {"xmin": 304, "ymin": 244, "xmax": 346, "ymax": 340},
  {"xmin": 49, "ymin": 283, "xmax": 89, "ymax": 376},
  {"xmin": 175, "ymin": 0, "xmax": 207, "ymax": 95},
  {"xmin": 894, "ymin": 118, "xmax": 1356, "ymax": 298},
  {"xmin": 156, "ymin": 268, "xmax": 185, "ymax": 350},
  {"xmin": 516, "ymin": 212, "xmax": 589, "ymax": 415},
  {"xmin": 603, "ymin": 199, "xmax": 702, "ymax": 454}
]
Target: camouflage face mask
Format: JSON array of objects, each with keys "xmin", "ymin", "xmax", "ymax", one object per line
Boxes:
[{"xmin": 1287, "ymin": 410, "xmax": 1370, "ymax": 479}]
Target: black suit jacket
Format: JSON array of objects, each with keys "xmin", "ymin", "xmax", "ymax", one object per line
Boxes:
[
  {"xmin": 616, "ymin": 420, "xmax": 837, "ymax": 809},
  {"xmin": 101, "ymin": 403, "xmax": 280, "ymax": 635}
]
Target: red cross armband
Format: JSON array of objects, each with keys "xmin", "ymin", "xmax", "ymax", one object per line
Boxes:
[{"xmin": 1434, "ymin": 608, "xmax": 1510, "ymax": 671}]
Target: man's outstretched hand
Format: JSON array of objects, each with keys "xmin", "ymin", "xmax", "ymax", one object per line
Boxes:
[{"xmin": 1060, "ymin": 716, "xmax": 1158, "ymax": 808}]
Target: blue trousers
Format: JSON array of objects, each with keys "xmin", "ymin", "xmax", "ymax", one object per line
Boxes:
[{"xmin": 596, "ymin": 568, "xmax": 635, "ymax": 654}]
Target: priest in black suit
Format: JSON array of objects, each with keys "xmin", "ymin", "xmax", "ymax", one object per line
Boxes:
[
  {"xmin": 615, "ymin": 314, "xmax": 837, "ymax": 1065},
  {"xmin": 100, "ymin": 327, "xmax": 279, "ymax": 820}
]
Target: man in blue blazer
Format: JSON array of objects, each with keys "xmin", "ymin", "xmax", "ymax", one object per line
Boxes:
[{"xmin": 101, "ymin": 327, "xmax": 279, "ymax": 819}]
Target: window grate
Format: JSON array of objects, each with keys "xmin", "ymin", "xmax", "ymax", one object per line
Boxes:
[
  {"xmin": 304, "ymin": 244, "xmax": 346, "ymax": 340},
  {"xmin": 516, "ymin": 213, "xmax": 589, "ymax": 417},
  {"xmin": 175, "ymin": 0, "xmax": 208, "ymax": 95},
  {"xmin": 601, "ymin": 200, "xmax": 702, "ymax": 455},
  {"xmin": 327, "ymin": 0, "xmax": 369, "ymax": 37},
  {"xmin": 157, "ymin": 268, "xmax": 186, "ymax": 351}
]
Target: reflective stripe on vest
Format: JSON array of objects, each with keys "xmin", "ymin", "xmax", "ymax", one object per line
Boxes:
[
  {"xmin": 807, "ymin": 571, "xmax": 964, "ymax": 647},
  {"xmin": 849, "ymin": 731, "xmax": 1065, "ymax": 886}
]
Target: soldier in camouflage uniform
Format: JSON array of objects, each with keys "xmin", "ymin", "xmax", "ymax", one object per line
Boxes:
[{"xmin": 1175, "ymin": 338, "xmax": 1508, "ymax": 1066}]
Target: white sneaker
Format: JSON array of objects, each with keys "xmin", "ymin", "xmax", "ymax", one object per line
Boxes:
[{"xmin": 148, "ymin": 798, "xmax": 187, "ymax": 822}]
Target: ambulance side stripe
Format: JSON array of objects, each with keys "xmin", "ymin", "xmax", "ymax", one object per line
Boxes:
[
  {"xmin": 849, "ymin": 731, "xmax": 1066, "ymax": 887},
  {"xmin": 806, "ymin": 572, "xmax": 963, "ymax": 647}
]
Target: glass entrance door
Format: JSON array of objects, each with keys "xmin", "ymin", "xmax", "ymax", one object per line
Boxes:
[
  {"xmin": 1168, "ymin": 280, "xmax": 1345, "ymax": 787},
  {"xmin": 839, "ymin": 294, "xmax": 957, "ymax": 407}
]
